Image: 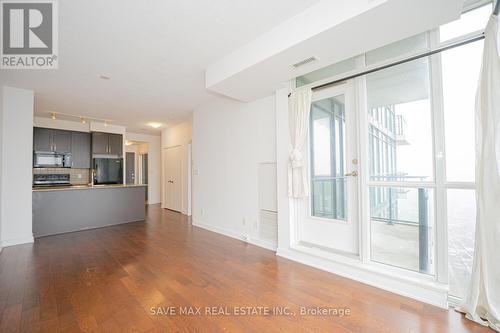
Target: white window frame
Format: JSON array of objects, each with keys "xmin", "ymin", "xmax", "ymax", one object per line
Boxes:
[{"xmin": 290, "ymin": 0, "xmax": 489, "ymax": 300}]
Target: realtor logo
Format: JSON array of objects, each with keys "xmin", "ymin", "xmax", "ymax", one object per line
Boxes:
[{"xmin": 1, "ymin": 0, "xmax": 58, "ymax": 69}]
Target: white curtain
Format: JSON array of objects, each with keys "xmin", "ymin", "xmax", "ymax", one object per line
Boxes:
[
  {"xmin": 288, "ymin": 88, "xmax": 313, "ymax": 198},
  {"xmin": 457, "ymin": 13, "xmax": 500, "ymax": 332}
]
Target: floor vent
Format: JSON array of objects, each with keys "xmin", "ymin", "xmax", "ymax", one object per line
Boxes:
[{"xmin": 260, "ymin": 210, "xmax": 277, "ymax": 242}]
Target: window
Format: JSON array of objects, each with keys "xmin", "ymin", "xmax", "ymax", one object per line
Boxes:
[
  {"xmin": 366, "ymin": 58, "xmax": 435, "ymax": 275},
  {"xmin": 310, "ymin": 95, "xmax": 347, "ymax": 220},
  {"xmin": 439, "ymin": 4, "xmax": 485, "ymax": 301},
  {"xmin": 366, "ymin": 58, "xmax": 434, "ymax": 182},
  {"xmin": 440, "ymin": 3, "xmax": 492, "ymax": 42},
  {"xmin": 298, "ymin": 1, "xmax": 486, "ymax": 295},
  {"xmin": 447, "ymin": 189, "xmax": 476, "ymax": 298},
  {"xmin": 370, "ymin": 187, "xmax": 435, "ymax": 274},
  {"xmin": 442, "ymin": 41, "xmax": 483, "ymax": 182},
  {"xmin": 296, "ymin": 57, "xmax": 357, "ymax": 88},
  {"xmin": 366, "ymin": 33, "xmax": 428, "ymax": 65}
]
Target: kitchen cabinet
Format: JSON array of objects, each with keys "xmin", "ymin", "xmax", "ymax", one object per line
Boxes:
[
  {"xmin": 71, "ymin": 132, "xmax": 91, "ymax": 168},
  {"xmin": 92, "ymin": 132, "xmax": 109, "ymax": 155},
  {"xmin": 92, "ymin": 132, "xmax": 123, "ymax": 157},
  {"xmin": 33, "ymin": 127, "xmax": 72, "ymax": 153},
  {"xmin": 109, "ymin": 134, "xmax": 123, "ymax": 156},
  {"xmin": 33, "ymin": 127, "xmax": 52, "ymax": 152},
  {"xmin": 53, "ymin": 130, "xmax": 72, "ymax": 153}
]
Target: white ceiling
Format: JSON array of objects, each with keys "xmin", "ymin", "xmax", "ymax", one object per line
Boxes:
[
  {"xmin": 206, "ymin": 0, "xmax": 464, "ymax": 101},
  {"xmin": 0, "ymin": 0, "xmax": 320, "ymax": 134}
]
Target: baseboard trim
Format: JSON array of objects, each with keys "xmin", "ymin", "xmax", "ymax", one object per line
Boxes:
[
  {"xmin": 247, "ymin": 237, "xmax": 277, "ymax": 251},
  {"xmin": 192, "ymin": 219, "xmax": 245, "ymax": 241},
  {"xmin": 276, "ymin": 247, "xmax": 449, "ymax": 309},
  {"xmin": 1, "ymin": 235, "xmax": 35, "ymax": 248},
  {"xmin": 448, "ymin": 294, "xmax": 462, "ymax": 308},
  {"xmin": 192, "ymin": 219, "xmax": 277, "ymax": 252}
]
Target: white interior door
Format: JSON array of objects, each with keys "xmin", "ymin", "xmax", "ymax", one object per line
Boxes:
[
  {"xmin": 164, "ymin": 146, "xmax": 182, "ymax": 212},
  {"xmin": 298, "ymin": 82, "xmax": 360, "ymax": 256}
]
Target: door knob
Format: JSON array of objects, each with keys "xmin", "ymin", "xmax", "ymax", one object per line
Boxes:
[{"xmin": 345, "ymin": 171, "xmax": 358, "ymax": 177}]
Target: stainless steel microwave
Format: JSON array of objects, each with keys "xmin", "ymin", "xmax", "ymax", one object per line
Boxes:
[{"xmin": 33, "ymin": 152, "xmax": 72, "ymax": 168}]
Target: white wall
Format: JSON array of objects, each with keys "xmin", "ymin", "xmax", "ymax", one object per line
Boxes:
[
  {"xmin": 125, "ymin": 132, "xmax": 161, "ymax": 204},
  {"xmin": 34, "ymin": 116, "xmax": 90, "ymax": 132},
  {"xmin": 89, "ymin": 122, "xmax": 125, "ymax": 135},
  {"xmin": 191, "ymin": 94, "xmax": 276, "ymax": 248},
  {"xmin": 0, "ymin": 86, "xmax": 34, "ymax": 247},
  {"xmin": 161, "ymin": 118, "xmax": 192, "ymax": 148}
]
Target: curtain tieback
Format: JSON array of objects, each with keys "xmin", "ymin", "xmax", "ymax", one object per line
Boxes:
[{"xmin": 289, "ymin": 148, "xmax": 304, "ymax": 168}]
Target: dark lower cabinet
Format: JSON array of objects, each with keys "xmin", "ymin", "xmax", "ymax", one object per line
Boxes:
[{"xmin": 71, "ymin": 132, "xmax": 91, "ymax": 168}]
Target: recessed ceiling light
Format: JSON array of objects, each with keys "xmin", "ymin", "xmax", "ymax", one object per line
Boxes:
[
  {"xmin": 148, "ymin": 122, "xmax": 162, "ymax": 129},
  {"xmin": 100, "ymin": 74, "xmax": 111, "ymax": 80},
  {"xmin": 80, "ymin": 117, "xmax": 87, "ymax": 124},
  {"xmin": 125, "ymin": 140, "xmax": 133, "ymax": 146},
  {"xmin": 51, "ymin": 112, "xmax": 56, "ymax": 120},
  {"xmin": 104, "ymin": 121, "xmax": 108, "ymax": 127}
]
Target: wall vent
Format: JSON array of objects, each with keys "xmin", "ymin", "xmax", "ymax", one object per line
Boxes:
[{"xmin": 292, "ymin": 57, "xmax": 317, "ymax": 68}]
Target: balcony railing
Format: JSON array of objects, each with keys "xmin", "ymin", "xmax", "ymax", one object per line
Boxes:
[{"xmin": 311, "ymin": 174, "xmax": 431, "ymax": 273}]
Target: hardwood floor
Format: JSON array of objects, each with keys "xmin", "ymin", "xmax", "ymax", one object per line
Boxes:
[{"xmin": 0, "ymin": 205, "xmax": 490, "ymax": 332}]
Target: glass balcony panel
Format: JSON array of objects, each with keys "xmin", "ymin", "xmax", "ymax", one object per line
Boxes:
[{"xmin": 370, "ymin": 186, "xmax": 435, "ymax": 275}]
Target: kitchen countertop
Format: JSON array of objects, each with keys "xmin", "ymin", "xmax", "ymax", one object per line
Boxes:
[{"xmin": 33, "ymin": 184, "xmax": 147, "ymax": 192}]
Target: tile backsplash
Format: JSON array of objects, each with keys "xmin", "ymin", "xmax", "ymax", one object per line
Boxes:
[{"xmin": 33, "ymin": 168, "xmax": 91, "ymax": 185}]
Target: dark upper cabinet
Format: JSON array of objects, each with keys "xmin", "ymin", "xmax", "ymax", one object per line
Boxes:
[
  {"xmin": 33, "ymin": 128, "xmax": 71, "ymax": 153},
  {"xmin": 108, "ymin": 134, "xmax": 123, "ymax": 156},
  {"xmin": 52, "ymin": 130, "xmax": 72, "ymax": 153},
  {"xmin": 33, "ymin": 127, "xmax": 53, "ymax": 152},
  {"xmin": 71, "ymin": 132, "xmax": 91, "ymax": 168},
  {"xmin": 92, "ymin": 132, "xmax": 123, "ymax": 157},
  {"xmin": 92, "ymin": 132, "xmax": 109, "ymax": 155}
]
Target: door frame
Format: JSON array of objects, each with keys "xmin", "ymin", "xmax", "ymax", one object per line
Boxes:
[
  {"xmin": 161, "ymin": 145, "xmax": 191, "ymax": 215},
  {"xmin": 125, "ymin": 152, "xmax": 136, "ymax": 185},
  {"xmin": 297, "ymin": 81, "xmax": 361, "ymax": 256}
]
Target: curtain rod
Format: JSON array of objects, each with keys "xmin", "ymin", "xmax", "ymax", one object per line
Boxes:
[{"xmin": 309, "ymin": 33, "xmax": 485, "ymax": 92}]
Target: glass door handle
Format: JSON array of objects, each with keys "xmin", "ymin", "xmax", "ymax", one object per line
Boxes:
[{"xmin": 345, "ymin": 171, "xmax": 358, "ymax": 177}]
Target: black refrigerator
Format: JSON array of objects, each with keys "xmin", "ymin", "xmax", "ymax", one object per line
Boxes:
[{"xmin": 93, "ymin": 158, "xmax": 123, "ymax": 184}]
